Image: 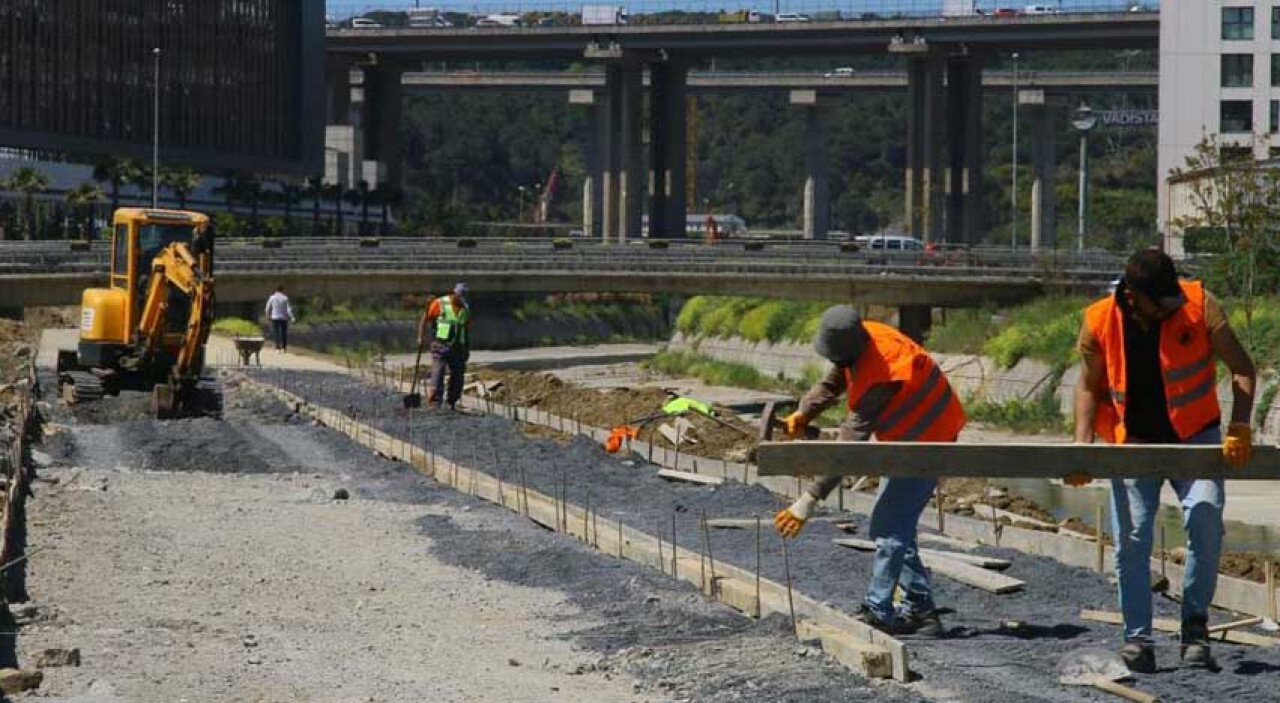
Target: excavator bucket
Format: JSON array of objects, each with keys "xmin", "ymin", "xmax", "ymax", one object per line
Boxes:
[
  {"xmin": 152, "ymin": 379, "xmax": 223, "ymax": 420},
  {"xmin": 152, "ymin": 382, "xmax": 177, "ymax": 420}
]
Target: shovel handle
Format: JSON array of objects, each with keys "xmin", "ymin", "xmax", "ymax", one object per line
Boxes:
[{"xmin": 1093, "ymin": 679, "xmax": 1159, "ymax": 703}]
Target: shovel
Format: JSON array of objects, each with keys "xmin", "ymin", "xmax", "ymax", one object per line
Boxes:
[
  {"xmin": 403, "ymin": 342, "xmax": 426, "ymax": 409},
  {"xmin": 1057, "ymin": 648, "xmax": 1159, "ymax": 703}
]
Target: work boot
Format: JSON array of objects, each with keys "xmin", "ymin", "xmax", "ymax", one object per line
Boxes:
[
  {"xmin": 852, "ymin": 605, "xmax": 901, "ymax": 635},
  {"xmin": 898, "ymin": 609, "xmax": 945, "ymax": 638},
  {"xmin": 1181, "ymin": 616, "xmax": 1219, "ymax": 671},
  {"xmin": 1119, "ymin": 641, "xmax": 1156, "ymax": 675}
]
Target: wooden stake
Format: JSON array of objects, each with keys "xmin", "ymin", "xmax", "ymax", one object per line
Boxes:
[
  {"xmin": 1160, "ymin": 526, "xmax": 1167, "ymax": 578},
  {"xmin": 671, "ymin": 512, "xmax": 678, "ymax": 578},
  {"xmin": 657, "ymin": 521, "xmax": 665, "ymax": 575},
  {"xmin": 617, "ymin": 518, "xmax": 624, "ymax": 559},
  {"xmin": 936, "ymin": 484, "xmax": 945, "ymax": 532},
  {"xmin": 755, "ymin": 516, "xmax": 763, "ymax": 618},
  {"xmin": 1268, "ymin": 560, "xmax": 1277, "ymax": 623},
  {"xmin": 1095, "ymin": 501, "xmax": 1105, "ymax": 574}
]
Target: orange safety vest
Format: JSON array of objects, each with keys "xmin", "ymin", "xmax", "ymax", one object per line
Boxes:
[
  {"xmin": 1085, "ymin": 280, "xmax": 1219, "ymax": 444},
  {"xmin": 843, "ymin": 321, "xmax": 966, "ymax": 442}
]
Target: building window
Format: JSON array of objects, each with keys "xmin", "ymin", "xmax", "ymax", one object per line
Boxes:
[
  {"xmin": 1221, "ymin": 100, "xmax": 1254, "ymax": 133},
  {"xmin": 1223, "ymin": 7, "xmax": 1255, "ymax": 40},
  {"xmin": 1273, "ymin": 55, "xmax": 1280, "ymax": 86},
  {"xmin": 1272, "ymin": 101, "xmax": 1279, "ymax": 134},
  {"xmin": 1273, "ymin": 7, "xmax": 1280, "ymax": 39},
  {"xmin": 1223, "ymin": 54, "xmax": 1254, "ymax": 87}
]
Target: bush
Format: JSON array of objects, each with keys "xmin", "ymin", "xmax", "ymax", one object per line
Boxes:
[
  {"xmin": 212, "ymin": 317, "xmax": 262, "ymax": 337},
  {"xmin": 675, "ymin": 296, "xmax": 723, "ymax": 336},
  {"xmin": 926, "ymin": 308, "xmax": 996, "ymax": 355},
  {"xmin": 648, "ymin": 239, "xmax": 670, "ymax": 249},
  {"xmin": 456, "ymin": 238, "xmax": 477, "ymax": 248},
  {"xmin": 982, "ymin": 297, "xmax": 1088, "ymax": 369},
  {"xmin": 359, "ymin": 237, "xmax": 381, "ymax": 248},
  {"xmin": 552, "ymin": 238, "xmax": 573, "ymax": 250},
  {"xmin": 965, "ymin": 387, "xmax": 1066, "ymax": 434}
]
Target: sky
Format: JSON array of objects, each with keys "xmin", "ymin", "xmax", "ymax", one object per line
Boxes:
[{"xmin": 326, "ymin": 0, "xmax": 1152, "ymax": 20}]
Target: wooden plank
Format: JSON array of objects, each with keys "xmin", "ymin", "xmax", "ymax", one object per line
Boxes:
[
  {"xmin": 831, "ymin": 538, "xmax": 1010, "ymax": 570},
  {"xmin": 1081, "ymin": 609, "xmax": 1279, "ymax": 647},
  {"xmin": 918, "ymin": 532, "xmax": 981, "ymax": 551},
  {"xmin": 833, "ymin": 539, "xmax": 1024, "ymax": 594},
  {"xmin": 757, "ymin": 441, "xmax": 1280, "ymax": 480},
  {"xmin": 656, "ymin": 468, "xmax": 724, "ymax": 486},
  {"xmin": 795, "ymin": 620, "xmax": 893, "ymax": 679},
  {"xmin": 1210, "ymin": 616, "xmax": 1263, "ymax": 634}
]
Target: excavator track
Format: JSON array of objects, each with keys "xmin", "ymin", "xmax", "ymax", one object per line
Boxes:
[{"xmin": 60, "ymin": 371, "xmax": 108, "ymax": 405}]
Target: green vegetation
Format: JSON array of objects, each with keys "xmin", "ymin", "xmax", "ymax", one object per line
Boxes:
[
  {"xmin": 675, "ymin": 296, "xmax": 833, "ymax": 344},
  {"xmin": 647, "ymin": 350, "xmax": 795, "ymax": 393},
  {"xmin": 965, "ymin": 389, "xmax": 1068, "ymax": 435},
  {"xmin": 924, "ymin": 308, "xmax": 997, "ymax": 356},
  {"xmin": 211, "ymin": 317, "xmax": 263, "ymax": 337},
  {"xmin": 1255, "ymin": 381, "xmax": 1279, "ymax": 429},
  {"xmin": 926, "ymin": 296, "xmax": 1087, "ymax": 369}
]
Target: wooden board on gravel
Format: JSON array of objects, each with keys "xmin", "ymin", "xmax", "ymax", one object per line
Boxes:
[{"xmin": 834, "ymin": 538, "xmax": 1024, "ymax": 594}]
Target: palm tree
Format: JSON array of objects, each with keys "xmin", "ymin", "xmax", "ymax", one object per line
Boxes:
[
  {"xmin": 65, "ymin": 183, "xmax": 106, "ymax": 241},
  {"xmin": 162, "ymin": 167, "xmax": 202, "ymax": 208},
  {"xmin": 240, "ymin": 175, "xmax": 264, "ymax": 232},
  {"xmin": 214, "ymin": 171, "xmax": 243, "ymax": 214},
  {"xmin": 305, "ymin": 175, "xmax": 325, "ymax": 236},
  {"xmin": 6, "ymin": 167, "xmax": 49, "ymax": 240},
  {"xmin": 92, "ymin": 157, "xmax": 140, "ymax": 213}
]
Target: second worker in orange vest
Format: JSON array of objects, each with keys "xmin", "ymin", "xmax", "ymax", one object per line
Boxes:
[
  {"xmin": 1071, "ymin": 249, "xmax": 1256, "ymax": 674},
  {"xmin": 774, "ymin": 305, "xmax": 965, "ymax": 636}
]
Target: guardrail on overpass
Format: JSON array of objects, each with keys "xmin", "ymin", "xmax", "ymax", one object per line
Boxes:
[{"xmin": 1, "ymin": 240, "xmax": 1119, "ymax": 308}]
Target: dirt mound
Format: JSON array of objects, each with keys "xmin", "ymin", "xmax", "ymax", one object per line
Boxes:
[{"xmin": 477, "ymin": 370, "xmax": 756, "ymax": 461}]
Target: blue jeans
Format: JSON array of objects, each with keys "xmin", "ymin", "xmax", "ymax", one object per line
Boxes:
[
  {"xmin": 864, "ymin": 476, "xmax": 938, "ymax": 624},
  {"xmin": 429, "ymin": 344, "xmax": 468, "ymax": 407},
  {"xmin": 1110, "ymin": 426, "xmax": 1224, "ymax": 643}
]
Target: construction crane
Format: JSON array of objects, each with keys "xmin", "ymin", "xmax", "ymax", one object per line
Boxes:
[{"xmin": 56, "ymin": 208, "xmax": 220, "ymax": 419}]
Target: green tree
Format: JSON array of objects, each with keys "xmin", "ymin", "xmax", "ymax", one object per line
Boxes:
[
  {"xmin": 161, "ymin": 166, "xmax": 202, "ymax": 208},
  {"xmin": 5, "ymin": 167, "xmax": 49, "ymax": 240},
  {"xmin": 92, "ymin": 157, "xmax": 141, "ymax": 213},
  {"xmin": 65, "ymin": 182, "xmax": 106, "ymax": 240},
  {"xmin": 1170, "ymin": 133, "xmax": 1280, "ymax": 346}
]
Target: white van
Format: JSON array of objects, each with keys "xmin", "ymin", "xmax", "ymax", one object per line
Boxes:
[
  {"xmin": 350, "ymin": 17, "xmax": 384, "ymax": 29},
  {"xmin": 855, "ymin": 235, "xmax": 924, "ymax": 251},
  {"xmin": 1024, "ymin": 5, "xmax": 1058, "ymax": 14},
  {"xmin": 776, "ymin": 12, "xmax": 810, "ymax": 22}
]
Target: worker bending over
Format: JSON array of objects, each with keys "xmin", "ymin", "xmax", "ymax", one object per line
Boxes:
[
  {"xmin": 774, "ymin": 306, "xmax": 965, "ymax": 636},
  {"xmin": 1071, "ymin": 249, "xmax": 1255, "ymax": 673},
  {"xmin": 417, "ymin": 282, "xmax": 472, "ymax": 410}
]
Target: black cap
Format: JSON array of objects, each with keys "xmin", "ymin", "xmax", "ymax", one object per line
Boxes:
[{"xmin": 1124, "ymin": 248, "xmax": 1185, "ymax": 311}]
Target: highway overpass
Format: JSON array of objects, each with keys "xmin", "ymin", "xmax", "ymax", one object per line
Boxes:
[
  {"xmin": 401, "ymin": 69, "xmax": 1158, "ymax": 93},
  {"xmin": 324, "ymin": 11, "xmax": 1159, "ymax": 248}
]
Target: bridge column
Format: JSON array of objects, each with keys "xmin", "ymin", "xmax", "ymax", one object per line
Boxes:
[
  {"xmin": 905, "ymin": 54, "xmax": 945, "ymax": 243},
  {"xmin": 363, "ymin": 62, "xmax": 405, "ymax": 191},
  {"xmin": 617, "ymin": 62, "xmax": 645, "ymax": 243},
  {"xmin": 791, "ymin": 90, "xmax": 831, "ymax": 240},
  {"xmin": 601, "ymin": 65, "xmax": 622, "ymax": 244},
  {"xmin": 1023, "ymin": 90, "xmax": 1057, "ymax": 251},
  {"xmin": 898, "ymin": 305, "xmax": 933, "ymax": 343},
  {"xmin": 571, "ymin": 90, "xmax": 605, "ymax": 241},
  {"xmin": 947, "ymin": 54, "xmax": 984, "ymax": 245},
  {"xmin": 649, "ymin": 61, "xmax": 688, "ymax": 239}
]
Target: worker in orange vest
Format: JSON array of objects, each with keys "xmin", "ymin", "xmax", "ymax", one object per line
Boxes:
[
  {"xmin": 774, "ymin": 305, "xmax": 966, "ymax": 637},
  {"xmin": 1070, "ymin": 248, "xmax": 1255, "ymax": 673}
]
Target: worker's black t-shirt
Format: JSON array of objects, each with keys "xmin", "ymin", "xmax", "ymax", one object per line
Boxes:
[{"xmin": 1121, "ymin": 308, "xmax": 1181, "ymax": 443}]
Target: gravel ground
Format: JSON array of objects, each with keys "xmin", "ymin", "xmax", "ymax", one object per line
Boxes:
[
  {"xmin": 256, "ymin": 369, "xmax": 1280, "ymax": 703},
  {"xmin": 13, "ymin": 374, "xmax": 908, "ymax": 702}
]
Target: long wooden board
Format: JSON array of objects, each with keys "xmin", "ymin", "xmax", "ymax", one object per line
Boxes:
[
  {"xmin": 833, "ymin": 539, "xmax": 1024, "ymax": 594},
  {"xmin": 757, "ymin": 442, "xmax": 1280, "ymax": 480}
]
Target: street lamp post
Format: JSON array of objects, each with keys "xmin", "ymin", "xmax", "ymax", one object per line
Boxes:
[
  {"xmin": 1071, "ymin": 104, "xmax": 1098, "ymax": 254},
  {"xmin": 152, "ymin": 47, "xmax": 161, "ymax": 208},
  {"xmin": 1011, "ymin": 52, "xmax": 1019, "ymax": 250},
  {"xmin": 517, "ymin": 185, "xmax": 526, "ymax": 222}
]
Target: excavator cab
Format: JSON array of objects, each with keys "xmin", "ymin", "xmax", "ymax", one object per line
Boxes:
[{"xmin": 59, "ymin": 208, "xmax": 218, "ymax": 418}]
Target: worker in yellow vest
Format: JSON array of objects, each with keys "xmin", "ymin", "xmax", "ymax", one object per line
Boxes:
[
  {"xmin": 417, "ymin": 282, "xmax": 472, "ymax": 410},
  {"xmin": 1070, "ymin": 249, "xmax": 1255, "ymax": 673},
  {"xmin": 774, "ymin": 305, "xmax": 966, "ymax": 637}
]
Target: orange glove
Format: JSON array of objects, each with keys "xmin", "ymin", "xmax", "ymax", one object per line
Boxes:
[
  {"xmin": 1063, "ymin": 473, "xmax": 1093, "ymax": 487},
  {"xmin": 773, "ymin": 494, "xmax": 817, "ymax": 538},
  {"xmin": 1223, "ymin": 423, "xmax": 1253, "ymax": 468},
  {"xmin": 783, "ymin": 411, "xmax": 809, "ymax": 438}
]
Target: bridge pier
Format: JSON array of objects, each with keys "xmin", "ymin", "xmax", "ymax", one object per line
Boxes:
[
  {"xmin": 1024, "ymin": 91, "xmax": 1057, "ymax": 251},
  {"xmin": 649, "ymin": 61, "xmax": 688, "ymax": 239},
  {"xmin": 363, "ymin": 62, "xmax": 405, "ymax": 192},
  {"xmin": 791, "ymin": 91, "xmax": 831, "ymax": 240},
  {"xmin": 905, "ymin": 54, "xmax": 946, "ymax": 243},
  {"xmin": 616, "ymin": 62, "xmax": 645, "ymax": 243},
  {"xmin": 325, "ymin": 62, "xmax": 360, "ymax": 189},
  {"xmin": 571, "ymin": 90, "xmax": 606, "ymax": 241},
  {"xmin": 948, "ymin": 54, "xmax": 984, "ymax": 246}
]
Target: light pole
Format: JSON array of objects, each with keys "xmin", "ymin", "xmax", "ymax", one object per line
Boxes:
[
  {"xmin": 1010, "ymin": 52, "xmax": 1019, "ymax": 250},
  {"xmin": 517, "ymin": 185, "xmax": 526, "ymax": 222},
  {"xmin": 1072, "ymin": 104, "xmax": 1098, "ymax": 254},
  {"xmin": 152, "ymin": 47, "xmax": 161, "ymax": 208}
]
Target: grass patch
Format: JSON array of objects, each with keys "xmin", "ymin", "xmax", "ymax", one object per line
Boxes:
[
  {"xmin": 211, "ymin": 317, "xmax": 262, "ymax": 337},
  {"xmin": 981, "ymin": 297, "xmax": 1088, "ymax": 369},
  {"xmin": 646, "ymin": 350, "xmax": 812, "ymax": 394},
  {"xmin": 1256, "ymin": 381, "xmax": 1280, "ymax": 429},
  {"xmin": 675, "ymin": 296, "xmax": 835, "ymax": 344},
  {"xmin": 965, "ymin": 388, "xmax": 1067, "ymax": 434},
  {"xmin": 926, "ymin": 308, "xmax": 997, "ymax": 355}
]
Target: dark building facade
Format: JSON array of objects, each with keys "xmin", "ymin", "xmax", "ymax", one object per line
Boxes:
[{"xmin": 0, "ymin": 0, "xmax": 324, "ymax": 173}]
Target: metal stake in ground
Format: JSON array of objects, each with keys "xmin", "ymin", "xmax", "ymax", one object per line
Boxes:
[
  {"xmin": 671, "ymin": 512, "xmax": 678, "ymax": 578},
  {"xmin": 657, "ymin": 520, "xmax": 666, "ymax": 575},
  {"xmin": 755, "ymin": 516, "xmax": 762, "ymax": 618},
  {"xmin": 1095, "ymin": 500, "xmax": 1105, "ymax": 574},
  {"xmin": 936, "ymin": 484, "xmax": 946, "ymax": 532},
  {"xmin": 701, "ymin": 509, "xmax": 718, "ymax": 596},
  {"xmin": 780, "ymin": 530, "xmax": 797, "ymax": 637}
]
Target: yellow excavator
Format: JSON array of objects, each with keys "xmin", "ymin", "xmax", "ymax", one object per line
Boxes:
[{"xmin": 56, "ymin": 208, "xmax": 219, "ymax": 419}]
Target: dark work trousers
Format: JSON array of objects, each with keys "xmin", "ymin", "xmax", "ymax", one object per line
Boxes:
[
  {"xmin": 429, "ymin": 343, "xmax": 468, "ymax": 407},
  {"xmin": 271, "ymin": 319, "xmax": 289, "ymax": 351}
]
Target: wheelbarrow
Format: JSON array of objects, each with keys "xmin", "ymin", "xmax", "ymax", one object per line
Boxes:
[{"xmin": 234, "ymin": 336, "xmax": 266, "ymax": 366}]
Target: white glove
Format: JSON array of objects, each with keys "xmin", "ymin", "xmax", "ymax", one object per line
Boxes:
[{"xmin": 788, "ymin": 493, "xmax": 819, "ymax": 520}]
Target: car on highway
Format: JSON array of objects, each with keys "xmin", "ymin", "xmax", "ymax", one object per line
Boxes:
[
  {"xmin": 856, "ymin": 235, "xmax": 925, "ymax": 251},
  {"xmin": 992, "ymin": 8, "xmax": 1023, "ymax": 17},
  {"xmin": 776, "ymin": 12, "xmax": 810, "ymax": 22},
  {"xmin": 350, "ymin": 17, "xmax": 385, "ymax": 29},
  {"xmin": 1023, "ymin": 4, "xmax": 1058, "ymax": 14},
  {"xmin": 824, "ymin": 67, "xmax": 855, "ymax": 78}
]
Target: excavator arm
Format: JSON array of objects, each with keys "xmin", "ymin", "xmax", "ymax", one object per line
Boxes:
[{"xmin": 136, "ymin": 237, "xmax": 215, "ymax": 416}]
